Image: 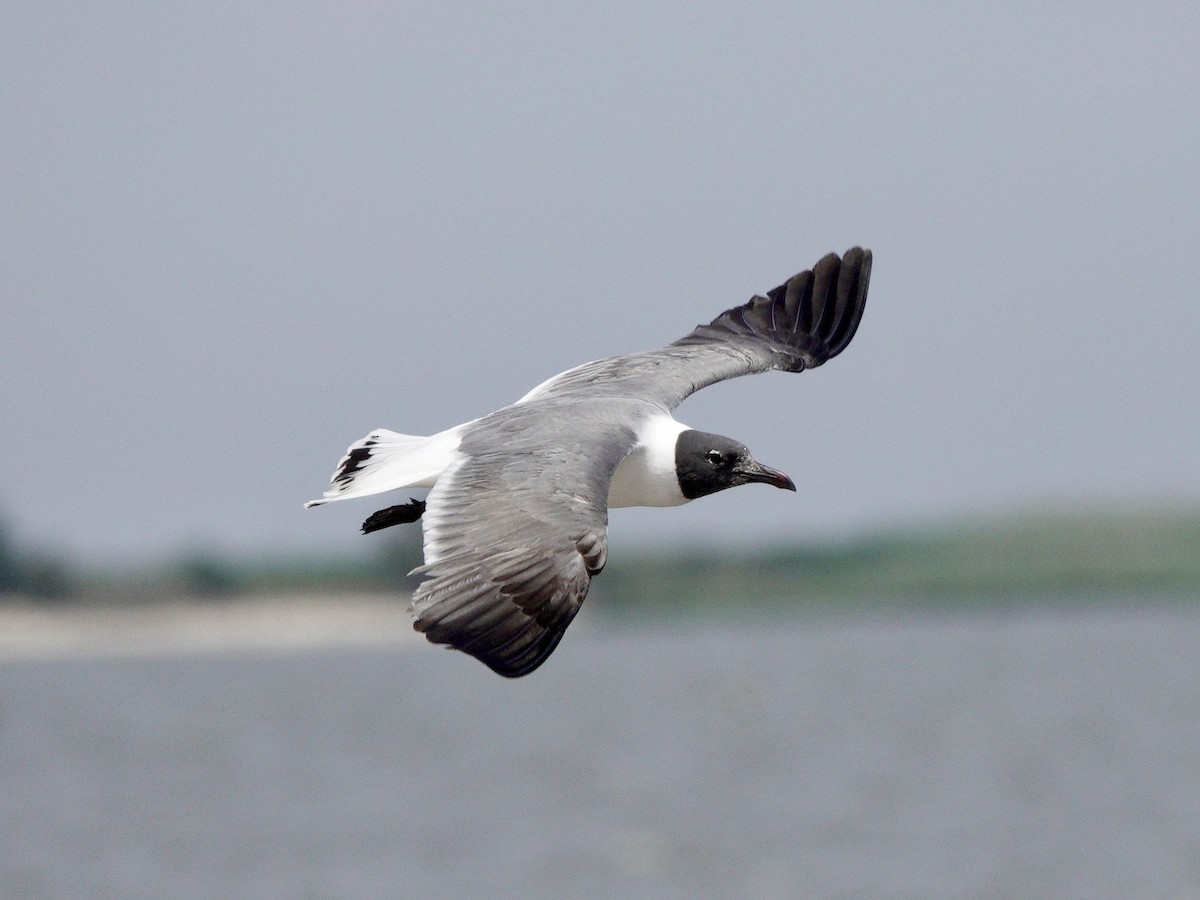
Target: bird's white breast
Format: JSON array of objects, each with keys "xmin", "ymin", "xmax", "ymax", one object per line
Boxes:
[{"xmin": 607, "ymin": 416, "xmax": 690, "ymax": 508}]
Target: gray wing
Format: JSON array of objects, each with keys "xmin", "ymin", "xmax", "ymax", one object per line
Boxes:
[
  {"xmin": 522, "ymin": 247, "xmax": 872, "ymax": 410},
  {"xmin": 409, "ymin": 400, "xmax": 642, "ymax": 677}
]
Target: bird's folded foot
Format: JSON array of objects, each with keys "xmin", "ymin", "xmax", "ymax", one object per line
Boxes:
[{"xmin": 361, "ymin": 498, "xmax": 426, "ymax": 534}]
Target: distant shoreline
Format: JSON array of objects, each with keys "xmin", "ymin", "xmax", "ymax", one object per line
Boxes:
[
  {"xmin": 0, "ymin": 594, "xmax": 420, "ymax": 663},
  {"xmin": 3, "ymin": 507, "xmax": 1197, "ymax": 659}
]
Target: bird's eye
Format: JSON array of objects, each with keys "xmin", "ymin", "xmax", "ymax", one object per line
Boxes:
[{"xmin": 707, "ymin": 450, "xmax": 723, "ymax": 465}]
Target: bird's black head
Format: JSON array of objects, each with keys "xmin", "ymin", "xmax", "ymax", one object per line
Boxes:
[{"xmin": 674, "ymin": 430, "xmax": 797, "ymax": 501}]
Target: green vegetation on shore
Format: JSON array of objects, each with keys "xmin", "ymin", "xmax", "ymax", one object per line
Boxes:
[
  {"xmin": 595, "ymin": 507, "xmax": 1200, "ymax": 612},
  {"xmin": 2, "ymin": 506, "xmax": 1197, "ymax": 607}
]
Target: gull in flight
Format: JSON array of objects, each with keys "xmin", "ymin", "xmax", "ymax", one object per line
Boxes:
[{"xmin": 307, "ymin": 248, "xmax": 872, "ymax": 676}]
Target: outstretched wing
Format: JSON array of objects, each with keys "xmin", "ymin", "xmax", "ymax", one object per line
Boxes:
[
  {"xmin": 520, "ymin": 247, "xmax": 872, "ymax": 410},
  {"xmin": 409, "ymin": 401, "xmax": 642, "ymax": 677}
]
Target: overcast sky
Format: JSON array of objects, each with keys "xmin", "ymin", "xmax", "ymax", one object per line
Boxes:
[{"xmin": 3, "ymin": 4, "xmax": 1198, "ymax": 565}]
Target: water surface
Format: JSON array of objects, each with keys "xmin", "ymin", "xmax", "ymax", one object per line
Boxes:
[{"xmin": 2, "ymin": 597, "xmax": 1198, "ymax": 899}]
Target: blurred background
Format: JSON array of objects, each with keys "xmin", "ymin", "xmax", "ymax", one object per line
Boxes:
[{"xmin": 2, "ymin": 3, "xmax": 1198, "ymax": 898}]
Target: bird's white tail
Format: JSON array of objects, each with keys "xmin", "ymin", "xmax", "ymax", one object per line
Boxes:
[{"xmin": 304, "ymin": 427, "xmax": 463, "ymax": 507}]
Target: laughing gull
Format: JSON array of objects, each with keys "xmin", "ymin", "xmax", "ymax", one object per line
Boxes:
[{"xmin": 307, "ymin": 248, "xmax": 872, "ymax": 677}]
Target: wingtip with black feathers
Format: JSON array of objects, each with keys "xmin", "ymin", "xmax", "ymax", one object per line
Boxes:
[{"xmin": 677, "ymin": 246, "xmax": 872, "ymax": 373}]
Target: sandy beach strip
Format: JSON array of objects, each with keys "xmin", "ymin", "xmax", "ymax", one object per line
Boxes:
[{"xmin": 0, "ymin": 594, "xmax": 422, "ymax": 662}]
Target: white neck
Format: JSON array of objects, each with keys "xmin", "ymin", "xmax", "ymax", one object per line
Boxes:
[{"xmin": 608, "ymin": 416, "xmax": 690, "ymax": 508}]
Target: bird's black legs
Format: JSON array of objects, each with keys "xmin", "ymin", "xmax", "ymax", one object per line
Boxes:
[{"xmin": 361, "ymin": 498, "xmax": 427, "ymax": 534}]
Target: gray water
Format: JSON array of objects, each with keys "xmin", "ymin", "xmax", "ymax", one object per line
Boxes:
[{"xmin": 2, "ymin": 598, "xmax": 1199, "ymax": 899}]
